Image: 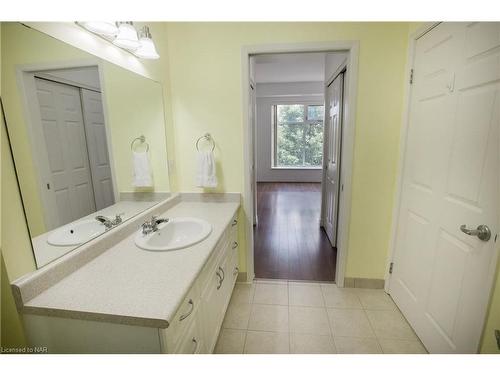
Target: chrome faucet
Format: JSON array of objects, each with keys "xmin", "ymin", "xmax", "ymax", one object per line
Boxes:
[
  {"xmin": 141, "ymin": 215, "xmax": 169, "ymax": 235},
  {"xmin": 95, "ymin": 213, "xmax": 125, "ymax": 229},
  {"xmin": 95, "ymin": 215, "xmax": 113, "ymax": 229}
]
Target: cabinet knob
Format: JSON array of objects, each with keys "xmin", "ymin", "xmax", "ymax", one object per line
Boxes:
[
  {"xmin": 232, "ymin": 241, "xmax": 238, "ymax": 249},
  {"xmin": 232, "ymin": 219, "xmax": 238, "ymax": 227}
]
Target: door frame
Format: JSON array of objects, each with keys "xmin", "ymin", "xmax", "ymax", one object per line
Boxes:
[
  {"xmin": 384, "ymin": 23, "xmax": 441, "ymax": 292},
  {"xmin": 241, "ymin": 41, "xmax": 360, "ymax": 286},
  {"xmin": 15, "ymin": 59, "xmax": 119, "ymax": 230}
]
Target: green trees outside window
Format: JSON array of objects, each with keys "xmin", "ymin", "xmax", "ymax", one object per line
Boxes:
[{"xmin": 273, "ymin": 104, "xmax": 324, "ymax": 168}]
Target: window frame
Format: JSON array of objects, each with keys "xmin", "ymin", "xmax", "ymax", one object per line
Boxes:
[{"xmin": 271, "ymin": 102, "xmax": 324, "ymax": 170}]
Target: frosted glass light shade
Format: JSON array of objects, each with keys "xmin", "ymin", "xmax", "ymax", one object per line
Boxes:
[
  {"xmin": 113, "ymin": 22, "xmax": 139, "ymax": 50},
  {"xmin": 134, "ymin": 37, "xmax": 160, "ymax": 59},
  {"xmin": 81, "ymin": 21, "xmax": 118, "ymax": 36}
]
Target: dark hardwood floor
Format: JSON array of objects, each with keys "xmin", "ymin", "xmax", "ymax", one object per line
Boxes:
[{"xmin": 254, "ymin": 182, "xmax": 337, "ymax": 281}]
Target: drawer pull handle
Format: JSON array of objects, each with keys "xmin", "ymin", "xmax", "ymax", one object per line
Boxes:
[
  {"xmin": 233, "ymin": 267, "xmax": 239, "ymax": 276},
  {"xmin": 232, "ymin": 219, "xmax": 238, "ymax": 227},
  {"xmin": 179, "ymin": 299, "xmax": 194, "ymax": 321},
  {"xmin": 219, "ymin": 266, "xmax": 225, "ymax": 283},
  {"xmin": 232, "ymin": 241, "xmax": 238, "ymax": 249},
  {"xmin": 192, "ymin": 337, "xmax": 199, "ymax": 354},
  {"xmin": 216, "ymin": 271, "xmax": 222, "ymax": 289},
  {"xmin": 216, "ymin": 266, "xmax": 225, "ymax": 290}
]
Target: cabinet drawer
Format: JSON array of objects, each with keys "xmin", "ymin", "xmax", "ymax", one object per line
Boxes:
[{"xmin": 230, "ymin": 212, "xmax": 238, "ymax": 240}]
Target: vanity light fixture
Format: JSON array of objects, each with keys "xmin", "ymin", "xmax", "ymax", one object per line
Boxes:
[
  {"xmin": 134, "ymin": 26, "xmax": 160, "ymax": 60},
  {"xmin": 76, "ymin": 21, "xmax": 160, "ymax": 60},
  {"xmin": 80, "ymin": 21, "xmax": 118, "ymax": 37},
  {"xmin": 113, "ymin": 22, "xmax": 140, "ymax": 50}
]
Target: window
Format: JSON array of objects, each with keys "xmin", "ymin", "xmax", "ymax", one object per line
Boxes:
[{"xmin": 272, "ymin": 104, "xmax": 324, "ymax": 168}]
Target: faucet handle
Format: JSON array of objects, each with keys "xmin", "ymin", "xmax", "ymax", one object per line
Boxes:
[
  {"xmin": 141, "ymin": 221, "xmax": 152, "ymax": 234},
  {"xmin": 113, "ymin": 212, "xmax": 125, "ymax": 224}
]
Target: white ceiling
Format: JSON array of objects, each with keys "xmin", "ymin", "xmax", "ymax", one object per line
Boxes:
[
  {"xmin": 253, "ymin": 53, "xmax": 326, "ymax": 83},
  {"xmin": 253, "ymin": 52, "xmax": 348, "ymax": 84}
]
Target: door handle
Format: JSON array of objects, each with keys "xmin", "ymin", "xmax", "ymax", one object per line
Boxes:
[{"xmin": 460, "ymin": 224, "xmax": 491, "ymax": 242}]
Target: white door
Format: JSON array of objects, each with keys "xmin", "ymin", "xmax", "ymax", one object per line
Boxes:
[
  {"xmin": 81, "ymin": 89, "xmax": 115, "ymax": 210},
  {"xmin": 323, "ymin": 72, "xmax": 344, "ymax": 246},
  {"xmin": 389, "ymin": 22, "xmax": 499, "ymax": 353},
  {"xmin": 35, "ymin": 78, "xmax": 96, "ymax": 228},
  {"xmin": 249, "ymin": 81, "xmax": 258, "ymax": 225}
]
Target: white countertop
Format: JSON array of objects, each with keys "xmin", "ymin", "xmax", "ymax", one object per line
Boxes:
[{"xmin": 23, "ymin": 199, "xmax": 239, "ymax": 328}]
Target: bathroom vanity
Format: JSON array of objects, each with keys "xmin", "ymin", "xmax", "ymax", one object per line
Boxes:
[{"xmin": 11, "ymin": 193, "xmax": 241, "ymax": 353}]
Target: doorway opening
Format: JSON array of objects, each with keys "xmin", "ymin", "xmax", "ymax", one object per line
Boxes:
[{"xmin": 249, "ymin": 51, "xmax": 349, "ymax": 282}]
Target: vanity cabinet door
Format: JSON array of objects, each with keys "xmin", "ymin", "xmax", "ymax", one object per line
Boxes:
[
  {"xmin": 174, "ymin": 313, "xmax": 205, "ymax": 354},
  {"xmin": 200, "ymin": 247, "xmax": 231, "ymax": 352},
  {"xmin": 161, "ymin": 285, "xmax": 200, "ymax": 351}
]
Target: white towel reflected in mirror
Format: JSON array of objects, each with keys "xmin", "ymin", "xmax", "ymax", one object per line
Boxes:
[{"xmin": 132, "ymin": 151, "xmax": 153, "ymax": 187}]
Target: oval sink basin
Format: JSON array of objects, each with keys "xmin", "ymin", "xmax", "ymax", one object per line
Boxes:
[
  {"xmin": 47, "ymin": 219, "xmax": 106, "ymax": 246},
  {"xmin": 135, "ymin": 217, "xmax": 212, "ymax": 251}
]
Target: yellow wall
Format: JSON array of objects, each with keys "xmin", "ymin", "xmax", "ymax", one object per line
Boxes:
[
  {"xmin": 1, "ymin": 106, "xmax": 36, "ymax": 348},
  {"xmin": 164, "ymin": 22, "xmax": 410, "ymax": 278},
  {"xmin": 1, "ymin": 23, "xmax": 170, "ymax": 236}
]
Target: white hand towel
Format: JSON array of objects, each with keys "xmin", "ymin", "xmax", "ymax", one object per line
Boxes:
[
  {"xmin": 132, "ymin": 151, "xmax": 153, "ymax": 187},
  {"xmin": 196, "ymin": 150, "xmax": 217, "ymax": 188}
]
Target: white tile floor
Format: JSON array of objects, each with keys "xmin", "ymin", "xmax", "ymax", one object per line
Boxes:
[{"xmin": 215, "ymin": 280, "xmax": 427, "ymax": 354}]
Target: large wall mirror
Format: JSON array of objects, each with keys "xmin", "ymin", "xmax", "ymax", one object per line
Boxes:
[{"xmin": 1, "ymin": 23, "xmax": 170, "ymax": 268}]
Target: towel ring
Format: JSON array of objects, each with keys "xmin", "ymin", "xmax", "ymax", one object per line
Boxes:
[
  {"xmin": 131, "ymin": 135, "xmax": 149, "ymax": 152},
  {"xmin": 196, "ymin": 133, "xmax": 215, "ymax": 152}
]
